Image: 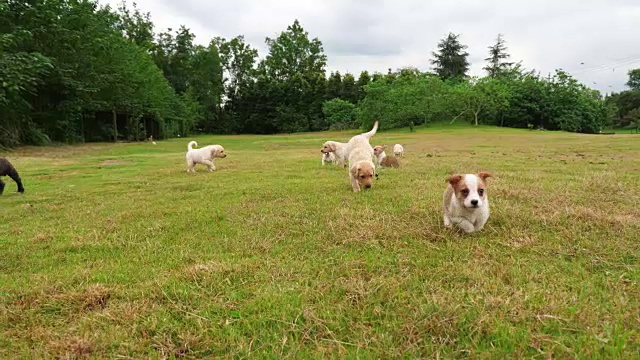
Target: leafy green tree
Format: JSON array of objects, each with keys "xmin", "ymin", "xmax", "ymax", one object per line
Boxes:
[
  {"xmin": 358, "ymin": 73, "xmax": 449, "ymax": 130},
  {"xmin": 188, "ymin": 43, "xmax": 224, "ymax": 132},
  {"xmin": 255, "ymin": 19, "xmax": 328, "ymax": 133},
  {"xmin": 153, "ymin": 26, "xmax": 195, "ymax": 95},
  {"xmin": 116, "ymin": 1, "xmax": 154, "ymax": 51},
  {"xmin": 431, "ymin": 33, "xmax": 470, "ymax": 81},
  {"xmin": 326, "ymin": 71, "xmax": 343, "ymax": 100},
  {"xmin": 450, "ymin": 78, "xmax": 510, "ymax": 126},
  {"xmin": 322, "ymin": 98, "xmax": 357, "ymax": 129},
  {"xmin": 626, "ymin": 69, "xmax": 640, "ymax": 91},
  {"xmin": 356, "ymin": 71, "xmax": 371, "ymax": 101},
  {"xmin": 261, "ymin": 19, "xmax": 327, "ymax": 81},
  {"xmin": 623, "ymin": 108, "xmax": 640, "ymax": 132},
  {"xmin": 341, "ymin": 73, "xmax": 358, "ymax": 104},
  {"xmin": 484, "ymin": 34, "xmax": 514, "ymax": 78}
]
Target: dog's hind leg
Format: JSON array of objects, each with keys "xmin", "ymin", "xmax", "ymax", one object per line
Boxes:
[
  {"xmin": 5, "ymin": 166, "xmax": 24, "ymax": 193},
  {"xmin": 186, "ymin": 161, "xmax": 195, "ymax": 173},
  {"xmin": 0, "ymin": 179, "xmax": 5, "ymax": 195},
  {"xmin": 203, "ymin": 160, "xmax": 216, "ymax": 172}
]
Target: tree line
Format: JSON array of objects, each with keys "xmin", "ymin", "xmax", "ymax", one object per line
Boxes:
[{"xmin": 1, "ymin": 1, "xmax": 635, "ymax": 148}]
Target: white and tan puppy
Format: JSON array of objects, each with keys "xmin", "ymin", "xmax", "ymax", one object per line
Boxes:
[
  {"xmin": 393, "ymin": 144, "xmax": 404, "ymax": 157},
  {"xmin": 186, "ymin": 141, "xmax": 227, "ymax": 173},
  {"xmin": 373, "ymin": 145, "xmax": 400, "ymax": 168},
  {"xmin": 443, "ymin": 172, "xmax": 492, "ymax": 233},
  {"xmin": 321, "ymin": 151, "xmax": 337, "ymax": 166},
  {"xmin": 320, "ymin": 141, "xmax": 349, "ymax": 167},
  {"xmin": 347, "ymin": 121, "xmax": 379, "ymax": 192}
]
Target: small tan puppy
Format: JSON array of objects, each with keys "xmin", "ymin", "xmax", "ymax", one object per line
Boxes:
[
  {"xmin": 186, "ymin": 141, "xmax": 227, "ymax": 173},
  {"xmin": 347, "ymin": 121, "xmax": 378, "ymax": 192},
  {"xmin": 373, "ymin": 145, "xmax": 400, "ymax": 168},
  {"xmin": 443, "ymin": 172, "xmax": 492, "ymax": 233},
  {"xmin": 321, "ymin": 151, "xmax": 337, "ymax": 166},
  {"xmin": 393, "ymin": 144, "xmax": 404, "ymax": 157},
  {"xmin": 320, "ymin": 141, "xmax": 348, "ymax": 167}
]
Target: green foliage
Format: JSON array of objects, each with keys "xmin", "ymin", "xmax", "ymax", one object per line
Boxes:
[
  {"xmin": 484, "ymin": 34, "xmax": 514, "ymax": 78},
  {"xmin": 358, "ymin": 71, "xmax": 449, "ymax": 130},
  {"xmin": 322, "ymin": 98, "xmax": 357, "ymax": 129},
  {"xmin": 0, "ymin": 4, "xmax": 615, "ymax": 146},
  {"xmin": 431, "ymin": 33, "xmax": 470, "ymax": 81},
  {"xmin": 627, "ymin": 69, "xmax": 640, "ymax": 91},
  {"xmin": 450, "ymin": 77, "xmax": 510, "ymax": 126}
]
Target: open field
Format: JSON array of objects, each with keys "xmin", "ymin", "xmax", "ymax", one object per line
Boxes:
[{"xmin": 1, "ymin": 125, "xmax": 639, "ymax": 358}]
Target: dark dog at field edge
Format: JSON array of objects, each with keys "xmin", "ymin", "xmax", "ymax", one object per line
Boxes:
[{"xmin": 0, "ymin": 158, "xmax": 25, "ymax": 194}]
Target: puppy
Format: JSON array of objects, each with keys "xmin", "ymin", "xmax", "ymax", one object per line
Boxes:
[
  {"xmin": 321, "ymin": 151, "xmax": 337, "ymax": 166},
  {"xmin": 347, "ymin": 121, "xmax": 379, "ymax": 192},
  {"xmin": 186, "ymin": 141, "xmax": 227, "ymax": 173},
  {"xmin": 443, "ymin": 172, "xmax": 492, "ymax": 233},
  {"xmin": 0, "ymin": 158, "xmax": 25, "ymax": 195},
  {"xmin": 373, "ymin": 145, "xmax": 400, "ymax": 168},
  {"xmin": 393, "ymin": 144, "xmax": 404, "ymax": 158},
  {"xmin": 320, "ymin": 141, "xmax": 349, "ymax": 167}
]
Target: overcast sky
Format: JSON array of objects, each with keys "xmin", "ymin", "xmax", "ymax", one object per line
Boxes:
[{"xmin": 100, "ymin": 0, "xmax": 640, "ymax": 93}]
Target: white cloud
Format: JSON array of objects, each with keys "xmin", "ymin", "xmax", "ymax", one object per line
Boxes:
[{"xmin": 100, "ymin": 0, "xmax": 640, "ymax": 92}]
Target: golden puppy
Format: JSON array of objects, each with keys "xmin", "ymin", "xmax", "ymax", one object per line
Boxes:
[{"xmin": 347, "ymin": 121, "xmax": 378, "ymax": 192}]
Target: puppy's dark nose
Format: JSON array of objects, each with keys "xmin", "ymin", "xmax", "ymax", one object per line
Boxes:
[
  {"xmin": 365, "ymin": 184, "xmax": 372, "ymax": 189},
  {"xmin": 471, "ymin": 200, "xmax": 479, "ymax": 207}
]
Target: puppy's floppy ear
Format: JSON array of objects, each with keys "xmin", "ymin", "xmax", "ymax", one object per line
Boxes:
[
  {"xmin": 478, "ymin": 172, "xmax": 492, "ymax": 181},
  {"xmin": 329, "ymin": 143, "xmax": 337, "ymax": 152},
  {"xmin": 351, "ymin": 164, "xmax": 360, "ymax": 178},
  {"xmin": 446, "ymin": 174, "xmax": 463, "ymax": 186}
]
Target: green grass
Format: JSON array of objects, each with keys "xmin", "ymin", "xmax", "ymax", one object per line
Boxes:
[{"xmin": 1, "ymin": 125, "xmax": 639, "ymax": 358}]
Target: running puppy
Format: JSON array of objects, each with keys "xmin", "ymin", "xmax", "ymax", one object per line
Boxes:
[
  {"xmin": 393, "ymin": 144, "xmax": 404, "ymax": 158},
  {"xmin": 443, "ymin": 172, "xmax": 492, "ymax": 233},
  {"xmin": 0, "ymin": 158, "xmax": 25, "ymax": 195},
  {"xmin": 321, "ymin": 151, "xmax": 337, "ymax": 166},
  {"xmin": 186, "ymin": 141, "xmax": 227, "ymax": 173},
  {"xmin": 373, "ymin": 145, "xmax": 400, "ymax": 168},
  {"xmin": 320, "ymin": 141, "xmax": 348, "ymax": 167},
  {"xmin": 347, "ymin": 121, "xmax": 379, "ymax": 192}
]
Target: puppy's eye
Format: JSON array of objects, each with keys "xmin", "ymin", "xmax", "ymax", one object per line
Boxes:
[
  {"xmin": 479, "ymin": 189, "xmax": 484, "ymax": 196},
  {"xmin": 461, "ymin": 189, "xmax": 469, "ymax": 196},
  {"xmin": 360, "ymin": 175, "xmax": 365, "ymax": 179}
]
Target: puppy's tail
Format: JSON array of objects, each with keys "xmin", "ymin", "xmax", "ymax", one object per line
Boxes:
[
  {"xmin": 187, "ymin": 141, "xmax": 198, "ymax": 151},
  {"xmin": 362, "ymin": 120, "xmax": 379, "ymax": 139}
]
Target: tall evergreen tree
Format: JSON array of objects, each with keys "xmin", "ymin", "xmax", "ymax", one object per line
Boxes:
[
  {"xmin": 484, "ymin": 34, "xmax": 514, "ymax": 78},
  {"xmin": 431, "ymin": 33, "xmax": 470, "ymax": 81},
  {"xmin": 326, "ymin": 71, "xmax": 343, "ymax": 100},
  {"xmin": 356, "ymin": 71, "xmax": 371, "ymax": 101},
  {"xmin": 341, "ymin": 73, "xmax": 358, "ymax": 104}
]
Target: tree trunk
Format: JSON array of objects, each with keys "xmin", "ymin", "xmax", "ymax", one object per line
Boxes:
[
  {"xmin": 80, "ymin": 114, "xmax": 85, "ymax": 143},
  {"xmin": 449, "ymin": 110, "xmax": 468, "ymax": 124},
  {"xmin": 112, "ymin": 109, "xmax": 117, "ymax": 142}
]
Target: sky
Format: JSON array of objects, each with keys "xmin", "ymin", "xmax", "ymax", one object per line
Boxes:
[{"xmin": 100, "ymin": 0, "xmax": 640, "ymax": 93}]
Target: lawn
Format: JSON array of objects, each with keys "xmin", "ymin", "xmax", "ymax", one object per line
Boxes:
[{"xmin": 1, "ymin": 125, "xmax": 639, "ymax": 358}]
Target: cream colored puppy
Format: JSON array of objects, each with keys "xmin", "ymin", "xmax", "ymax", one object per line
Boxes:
[
  {"xmin": 321, "ymin": 151, "xmax": 337, "ymax": 166},
  {"xmin": 393, "ymin": 144, "xmax": 404, "ymax": 157},
  {"xmin": 347, "ymin": 121, "xmax": 378, "ymax": 192},
  {"xmin": 320, "ymin": 141, "xmax": 348, "ymax": 167},
  {"xmin": 186, "ymin": 141, "xmax": 227, "ymax": 173},
  {"xmin": 443, "ymin": 172, "xmax": 492, "ymax": 233}
]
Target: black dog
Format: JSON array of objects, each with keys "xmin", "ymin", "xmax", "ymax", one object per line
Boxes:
[{"xmin": 0, "ymin": 158, "xmax": 25, "ymax": 194}]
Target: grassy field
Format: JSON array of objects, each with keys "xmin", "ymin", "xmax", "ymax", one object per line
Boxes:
[{"xmin": 1, "ymin": 125, "xmax": 639, "ymax": 358}]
